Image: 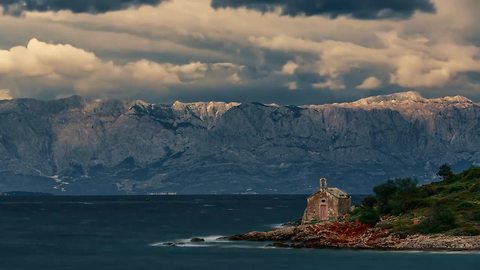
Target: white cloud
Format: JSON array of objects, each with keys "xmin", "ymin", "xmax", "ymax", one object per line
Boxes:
[
  {"xmin": 357, "ymin": 76, "xmax": 382, "ymax": 89},
  {"xmin": 211, "ymin": 62, "xmax": 244, "ymax": 71},
  {"xmin": 0, "ymin": 39, "xmax": 243, "ymax": 97},
  {"xmin": 286, "ymin": 81, "xmax": 298, "ymax": 90},
  {"xmin": 0, "ymin": 38, "xmax": 202, "ymax": 92},
  {"xmin": 252, "ymin": 31, "xmax": 480, "ymax": 90},
  {"xmin": 24, "ymin": 0, "xmax": 372, "ymax": 45},
  {"xmin": 313, "ymin": 79, "xmax": 345, "ymax": 90},
  {"xmin": 229, "ymin": 73, "xmax": 242, "ymax": 84},
  {"xmin": 0, "ymin": 89, "xmax": 13, "ymax": 100},
  {"xmin": 281, "ymin": 61, "xmax": 299, "ymax": 75}
]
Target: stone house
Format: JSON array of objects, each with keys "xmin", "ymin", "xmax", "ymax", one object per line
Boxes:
[{"xmin": 302, "ymin": 178, "xmax": 351, "ymax": 223}]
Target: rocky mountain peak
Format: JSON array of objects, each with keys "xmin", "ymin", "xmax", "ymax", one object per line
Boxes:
[
  {"xmin": 326, "ymin": 91, "xmax": 476, "ymax": 120},
  {"xmin": 127, "ymin": 99, "xmax": 152, "ymax": 109},
  {"xmin": 172, "ymin": 100, "xmax": 240, "ymax": 120},
  {"xmin": 433, "ymin": 95, "xmax": 473, "ymax": 104},
  {"xmin": 347, "ymin": 91, "xmax": 425, "ymax": 107}
]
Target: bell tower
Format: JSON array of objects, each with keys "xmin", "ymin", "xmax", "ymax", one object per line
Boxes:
[{"xmin": 319, "ymin": 177, "xmax": 328, "ymax": 195}]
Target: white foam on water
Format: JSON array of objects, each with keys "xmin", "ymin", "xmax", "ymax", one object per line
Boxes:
[
  {"xmin": 150, "ymin": 235, "xmax": 229, "ymax": 248},
  {"xmin": 149, "ymin": 233, "xmax": 300, "ymax": 250},
  {"xmin": 174, "ymin": 235, "xmax": 226, "ymax": 243},
  {"xmin": 254, "ymin": 244, "xmax": 295, "ymax": 250},
  {"xmin": 220, "ymin": 244, "xmax": 267, "ymax": 249},
  {"xmin": 149, "ymin": 242, "xmax": 166, "ymax": 247},
  {"xmin": 149, "ymin": 242, "xmax": 213, "ymax": 248},
  {"xmin": 176, "ymin": 243, "xmax": 212, "ymax": 248},
  {"xmin": 268, "ymin": 223, "xmax": 284, "ymax": 229},
  {"xmin": 150, "ymin": 239, "xmax": 277, "ymax": 250},
  {"xmin": 203, "ymin": 235, "xmax": 227, "ymax": 242}
]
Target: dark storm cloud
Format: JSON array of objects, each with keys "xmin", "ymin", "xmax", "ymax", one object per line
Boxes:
[
  {"xmin": 211, "ymin": 0, "xmax": 435, "ymax": 20},
  {"xmin": 0, "ymin": 0, "xmax": 167, "ymax": 16}
]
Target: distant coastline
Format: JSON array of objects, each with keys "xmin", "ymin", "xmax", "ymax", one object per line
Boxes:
[{"xmin": 0, "ymin": 191, "xmax": 54, "ymax": 197}]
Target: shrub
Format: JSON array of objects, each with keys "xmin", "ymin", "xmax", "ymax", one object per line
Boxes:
[
  {"xmin": 373, "ymin": 178, "xmax": 418, "ymax": 215},
  {"xmin": 469, "ymin": 183, "xmax": 480, "ymax": 193},
  {"xmin": 448, "ymin": 185, "xmax": 465, "ymax": 193},
  {"xmin": 419, "ymin": 185, "xmax": 438, "ymax": 196},
  {"xmin": 418, "ymin": 207, "xmax": 457, "ymax": 234},
  {"xmin": 437, "ymin": 163, "xmax": 454, "ymax": 181},
  {"xmin": 395, "ymin": 178, "xmax": 418, "ymax": 193},
  {"xmin": 462, "ymin": 167, "xmax": 480, "ymax": 181},
  {"xmin": 308, "ymin": 219, "xmax": 319, "ymax": 224},
  {"xmin": 402, "ymin": 199, "xmax": 430, "ymax": 211},
  {"xmin": 469, "ymin": 212, "xmax": 480, "ymax": 222},
  {"xmin": 350, "ymin": 206, "xmax": 380, "ymax": 226},
  {"xmin": 357, "ymin": 207, "xmax": 380, "ymax": 226},
  {"xmin": 361, "ymin": 195, "xmax": 377, "ymax": 208},
  {"xmin": 450, "ymin": 227, "xmax": 480, "ymax": 236},
  {"xmin": 374, "ymin": 180, "xmax": 398, "ymax": 206},
  {"xmin": 456, "ymin": 201, "xmax": 476, "ymax": 210}
]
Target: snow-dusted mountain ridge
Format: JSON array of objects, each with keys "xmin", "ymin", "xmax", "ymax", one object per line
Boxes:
[{"xmin": 0, "ymin": 91, "xmax": 478, "ymax": 194}]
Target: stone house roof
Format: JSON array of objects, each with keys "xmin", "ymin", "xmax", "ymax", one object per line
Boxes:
[{"xmin": 310, "ymin": 187, "xmax": 350, "ymax": 199}]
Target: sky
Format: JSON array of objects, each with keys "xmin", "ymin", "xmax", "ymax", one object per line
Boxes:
[{"xmin": 0, "ymin": 0, "xmax": 480, "ymax": 104}]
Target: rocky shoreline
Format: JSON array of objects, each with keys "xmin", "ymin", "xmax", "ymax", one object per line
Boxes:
[{"xmin": 229, "ymin": 221, "xmax": 480, "ymax": 251}]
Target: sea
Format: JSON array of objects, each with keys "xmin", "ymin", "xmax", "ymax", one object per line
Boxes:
[{"xmin": 0, "ymin": 195, "xmax": 478, "ymax": 270}]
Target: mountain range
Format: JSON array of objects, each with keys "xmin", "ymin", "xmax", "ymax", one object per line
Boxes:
[{"xmin": 0, "ymin": 91, "xmax": 479, "ymax": 195}]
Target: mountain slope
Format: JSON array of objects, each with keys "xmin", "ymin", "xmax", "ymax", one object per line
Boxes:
[{"xmin": 0, "ymin": 92, "xmax": 479, "ymax": 194}]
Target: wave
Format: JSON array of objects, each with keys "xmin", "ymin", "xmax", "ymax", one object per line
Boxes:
[
  {"xmin": 149, "ymin": 235, "xmax": 271, "ymax": 249},
  {"xmin": 268, "ymin": 223, "xmax": 284, "ymax": 229},
  {"xmin": 149, "ymin": 242, "xmax": 211, "ymax": 248}
]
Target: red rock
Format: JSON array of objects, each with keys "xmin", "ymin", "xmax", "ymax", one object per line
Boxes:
[{"xmin": 230, "ymin": 221, "xmax": 480, "ymax": 251}]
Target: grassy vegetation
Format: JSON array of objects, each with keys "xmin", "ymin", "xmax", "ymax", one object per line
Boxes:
[{"xmin": 350, "ymin": 165, "xmax": 480, "ymax": 236}]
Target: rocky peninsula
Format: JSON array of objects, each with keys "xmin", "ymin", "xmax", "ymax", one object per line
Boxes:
[
  {"xmin": 231, "ymin": 165, "xmax": 480, "ymax": 251},
  {"xmin": 230, "ymin": 220, "xmax": 480, "ymax": 251}
]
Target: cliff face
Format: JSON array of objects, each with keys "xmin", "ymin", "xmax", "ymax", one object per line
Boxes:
[{"xmin": 0, "ymin": 91, "xmax": 479, "ymax": 194}]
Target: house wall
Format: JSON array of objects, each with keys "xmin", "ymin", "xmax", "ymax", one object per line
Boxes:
[
  {"xmin": 338, "ymin": 197, "xmax": 352, "ymax": 215},
  {"xmin": 301, "ymin": 192, "xmax": 351, "ymax": 223}
]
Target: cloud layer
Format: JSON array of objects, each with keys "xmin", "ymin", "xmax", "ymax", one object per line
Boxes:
[
  {"xmin": 0, "ymin": 38, "xmax": 243, "ymax": 99},
  {"xmin": 252, "ymin": 32, "xmax": 480, "ymax": 90},
  {"xmin": 211, "ymin": 0, "xmax": 435, "ymax": 19},
  {"xmin": 0, "ymin": 0, "xmax": 479, "ymax": 104},
  {"xmin": 0, "ymin": 0, "xmax": 166, "ymax": 15}
]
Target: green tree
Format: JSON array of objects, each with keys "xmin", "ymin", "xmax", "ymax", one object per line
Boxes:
[
  {"xmin": 418, "ymin": 206, "xmax": 457, "ymax": 233},
  {"xmin": 361, "ymin": 195, "xmax": 377, "ymax": 208},
  {"xmin": 357, "ymin": 207, "xmax": 380, "ymax": 226},
  {"xmin": 373, "ymin": 178, "xmax": 418, "ymax": 214},
  {"xmin": 437, "ymin": 164, "xmax": 453, "ymax": 181},
  {"xmin": 373, "ymin": 179, "xmax": 397, "ymax": 212}
]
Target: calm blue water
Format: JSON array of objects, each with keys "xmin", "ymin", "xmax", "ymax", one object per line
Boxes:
[{"xmin": 0, "ymin": 195, "xmax": 478, "ymax": 270}]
